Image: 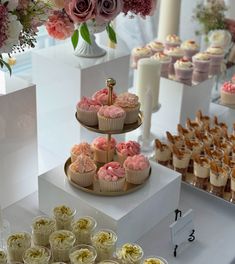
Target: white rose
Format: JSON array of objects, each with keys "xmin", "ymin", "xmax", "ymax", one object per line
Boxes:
[{"xmin": 208, "ymin": 30, "xmax": 232, "ymax": 52}]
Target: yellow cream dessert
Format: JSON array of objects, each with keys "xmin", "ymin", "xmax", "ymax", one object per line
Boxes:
[
  {"xmin": 0, "ymin": 249, "xmax": 7, "ymax": 264},
  {"xmin": 69, "ymin": 245, "xmax": 97, "ymax": 264},
  {"xmin": 116, "ymin": 243, "xmax": 144, "ymax": 264},
  {"xmin": 23, "ymin": 246, "xmax": 51, "ymax": 264},
  {"xmin": 53, "ymin": 205, "xmax": 76, "ymax": 230}
]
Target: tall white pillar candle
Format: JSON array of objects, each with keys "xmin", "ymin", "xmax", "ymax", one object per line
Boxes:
[
  {"xmin": 136, "ymin": 58, "xmax": 161, "ymax": 111},
  {"xmin": 142, "ymin": 89, "xmax": 153, "ymax": 140},
  {"xmin": 157, "ymin": 0, "xmax": 181, "ymax": 41}
]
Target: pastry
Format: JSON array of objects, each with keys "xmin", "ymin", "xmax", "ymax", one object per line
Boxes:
[
  {"xmin": 68, "ymin": 154, "xmax": 96, "ymax": 187},
  {"xmin": 164, "ymin": 34, "xmax": 181, "ymax": 49},
  {"xmin": 116, "ymin": 140, "xmax": 140, "ymax": 165},
  {"xmin": 91, "ymin": 229, "xmax": 117, "ymax": 262},
  {"xmin": 206, "ymin": 46, "xmax": 224, "ymax": 75},
  {"xmin": 146, "ymin": 41, "xmax": 164, "ymax": 53},
  {"xmin": 220, "ymin": 81, "xmax": 235, "ymax": 107},
  {"xmin": 76, "ymin": 97, "xmax": 101, "ymax": 126},
  {"xmin": 151, "ymin": 52, "xmax": 171, "ymax": 78},
  {"xmin": 53, "ymin": 205, "xmax": 76, "ymax": 231},
  {"xmin": 186, "ymin": 118, "xmax": 201, "ymax": 132},
  {"xmin": 166, "ymin": 131, "xmax": 184, "ymax": 150},
  {"xmin": 97, "ymin": 162, "xmax": 125, "ymax": 192},
  {"xmin": 181, "ymin": 40, "xmax": 199, "ymax": 60},
  {"xmin": 98, "ymin": 105, "xmax": 126, "ymax": 131},
  {"xmin": 23, "ymin": 246, "xmax": 51, "ymax": 264},
  {"xmin": 192, "ymin": 52, "xmax": 211, "ymax": 83},
  {"xmin": 195, "ymin": 110, "xmax": 210, "ymax": 128},
  {"xmin": 193, "ymin": 155, "xmax": 210, "ymax": 189},
  {"xmin": 69, "ymin": 245, "xmax": 97, "ymax": 264},
  {"xmin": 32, "ymin": 216, "xmax": 56, "ymax": 247},
  {"xmin": 92, "ymin": 88, "xmax": 117, "ymax": 105},
  {"xmin": 72, "ymin": 216, "xmax": 97, "ymax": 245},
  {"xmin": 155, "ymin": 139, "xmax": 171, "ymax": 166},
  {"xmin": 131, "ymin": 47, "xmax": 152, "ymax": 69},
  {"xmin": 49, "ymin": 230, "xmax": 76, "ymax": 262},
  {"xmin": 174, "ymin": 58, "xmax": 193, "ymax": 85},
  {"xmin": 0, "ymin": 249, "xmax": 7, "ymax": 264},
  {"xmin": 92, "ymin": 137, "xmax": 116, "ymax": 163},
  {"xmin": 213, "ymin": 116, "xmax": 228, "ymax": 137},
  {"xmin": 114, "ymin": 93, "xmax": 140, "ymax": 124},
  {"xmin": 204, "ymin": 146, "xmax": 224, "ymax": 161},
  {"xmin": 70, "ymin": 142, "xmax": 93, "ymax": 163},
  {"xmin": 185, "ymin": 138, "xmax": 203, "ymax": 173},
  {"xmin": 165, "ymin": 47, "xmax": 184, "ymax": 76},
  {"xmin": 177, "ymin": 124, "xmax": 194, "ymax": 140},
  {"xmin": 124, "ymin": 154, "xmax": 150, "ymax": 185},
  {"xmin": 116, "ymin": 243, "xmax": 144, "ymax": 264}
]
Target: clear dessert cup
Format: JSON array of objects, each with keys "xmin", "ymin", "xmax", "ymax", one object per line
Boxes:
[
  {"xmin": 23, "ymin": 246, "xmax": 51, "ymax": 264},
  {"xmin": 173, "ymin": 149, "xmax": 191, "ymax": 181},
  {"xmin": 193, "ymin": 156, "xmax": 210, "ymax": 190},
  {"xmin": 0, "ymin": 248, "xmax": 7, "ymax": 264},
  {"xmin": 155, "ymin": 144, "xmax": 171, "ymax": 167},
  {"xmin": 53, "ymin": 205, "xmax": 76, "ymax": 231},
  {"xmin": 143, "ymin": 256, "xmax": 168, "ymax": 264},
  {"xmin": 98, "ymin": 260, "xmax": 120, "ymax": 264},
  {"xmin": 115, "ymin": 243, "xmax": 144, "ymax": 264},
  {"xmin": 69, "ymin": 244, "xmax": 97, "ymax": 264}
]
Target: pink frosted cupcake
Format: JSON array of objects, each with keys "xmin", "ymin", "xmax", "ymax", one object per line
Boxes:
[
  {"xmin": 114, "ymin": 93, "xmax": 140, "ymax": 124},
  {"xmin": 92, "ymin": 88, "xmax": 117, "ymax": 105},
  {"xmin": 131, "ymin": 47, "xmax": 152, "ymax": 69},
  {"xmin": 164, "ymin": 34, "xmax": 181, "ymax": 49},
  {"xmin": 220, "ymin": 81, "xmax": 235, "ymax": 107},
  {"xmin": 206, "ymin": 46, "xmax": 224, "ymax": 75},
  {"xmin": 174, "ymin": 58, "xmax": 193, "ymax": 85},
  {"xmin": 146, "ymin": 40, "xmax": 164, "ymax": 53},
  {"xmin": 68, "ymin": 154, "xmax": 96, "ymax": 187},
  {"xmin": 165, "ymin": 47, "xmax": 184, "ymax": 76},
  {"xmin": 76, "ymin": 97, "xmax": 101, "ymax": 126},
  {"xmin": 97, "ymin": 162, "xmax": 126, "ymax": 192},
  {"xmin": 116, "ymin": 141, "xmax": 140, "ymax": 165},
  {"xmin": 151, "ymin": 52, "xmax": 171, "ymax": 78},
  {"xmin": 92, "ymin": 137, "xmax": 116, "ymax": 163},
  {"xmin": 70, "ymin": 142, "xmax": 93, "ymax": 162},
  {"xmin": 98, "ymin": 105, "xmax": 126, "ymax": 131},
  {"xmin": 124, "ymin": 154, "xmax": 150, "ymax": 184},
  {"xmin": 181, "ymin": 40, "xmax": 199, "ymax": 60}
]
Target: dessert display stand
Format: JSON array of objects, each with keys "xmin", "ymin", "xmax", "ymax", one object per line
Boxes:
[
  {"xmin": 0, "ymin": 73, "xmax": 38, "ymax": 208},
  {"xmin": 32, "ymin": 42, "xmax": 130, "ymax": 163}
]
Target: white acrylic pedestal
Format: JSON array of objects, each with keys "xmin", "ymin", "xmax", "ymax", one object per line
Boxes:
[
  {"xmin": 38, "ymin": 161, "xmax": 181, "ymax": 244},
  {"xmin": 0, "ymin": 73, "xmax": 38, "ymax": 208},
  {"xmin": 32, "ymin": 43, "xmax": 130, "ymax": 164}
]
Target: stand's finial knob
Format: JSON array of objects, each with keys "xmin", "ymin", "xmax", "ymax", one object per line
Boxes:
[{"xmin": 106, "ymin": 78, "xmax": 116, "ymax": 88}]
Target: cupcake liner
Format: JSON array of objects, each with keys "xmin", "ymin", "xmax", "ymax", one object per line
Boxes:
[
  {"xmin": 123, "ymin": 104, "xmax": 140, "ymax": 124},
  {"xmin": 209, "ymin": 54, "xmax": 224, "ymax": 65},
  {"xmin": 77, "ymin": 108, "xmax": 98, "ymax": 126},
  {"xmin": 125, "ymin": 166, "xmax": 150, "ymax": 185},
  {"xmin": 192, "ymin": 59, "xmax": 210, "ymax": 73},
  {"xmin": 98, "ymin": 114, "xmax": 126, "ymax": 131},
  {"xmin": 192, "ymin": 71, "xmax": 208, "ymax": 83},
  {"xmin": 99, "ymin": 177, "xmax": 125, "ymax": 192},
  {"xmin": 169, "ymin": 55, "xmax": 183, "ymax": 75},
  {"xmin": 92, "ymin": 146, "xmax": 115, "ymax": 163},
  {"xmin": 175, "ymin": 67, "xmax": 193, "ymax": 79},
  {"xmin": 68, "ymin": 168, "xmax": 96, "ymax": 187}
]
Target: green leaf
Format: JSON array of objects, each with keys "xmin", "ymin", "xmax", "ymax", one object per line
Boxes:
[
  {"xmin": 71, "ymin": 29, "xmax": 79, "ymax": 50},
  {"xmin": 80, "ymin": 23, "xmax": 91, "ymax": 45},
  {"xmin": 106, "ymin": 23, "xmax": 117, "ymax": 44},
  {"xmin": 0, "ymin": 59, "xmax": 12, "ymax": 75}
]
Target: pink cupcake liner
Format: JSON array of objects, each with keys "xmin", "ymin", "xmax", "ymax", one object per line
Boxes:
[
  {"xmin": 68, "ymin": 168, "xmax": 96, "ymax": 187},
  {"xmin": 209, "ymin": 54, "xmax": 224, "ymax": 66},
  {"xmin": 125, "ymin": 166, "xmax": 150, "ymax": 184},
  {"xmin": 175, "ymin": 67, "xmax": 193, "ymax": 79},
  {"xmin": 123, "ymin": 104, "xmax": 140, "ymax": 124},
  {"xmin": 98, "ymin": 114, "xmax": 126, "ymax": 131},
  {"xmin": 99, "ymin": 177, "xmax": 125, "ymax": 192},
  {"xmin": 209, "ymin": 65, "xmax": 221, "ymax": 76},
  {"xmin": 183, "ymin": 49, "xmax": 199, "ymax": 60},
  {"xmin": 77, "ymin": 108, "xmax": 98, "ymax": 126},
  {"xmin": 192, "ymin": 71, "xmax": 208, "ymax": 83},
  {"xmin": 192, "ymin": 59, "xmax": 210, "ymax": 73},
  {"xmin": 92, "ymin": 147, "xmax": 115, "ymax": 163}
]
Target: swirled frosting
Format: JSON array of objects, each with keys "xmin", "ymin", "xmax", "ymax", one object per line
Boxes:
[
  {"xmin": 69, "ymin": 248, "xmax": 95, "ymax": 264},
  {"xmin": 7, "ymin": 232, "xmax": 31, "ymax": 249},
  {"xmin": 124, "ymin": 154, "xmax": 150, "ymax": 170},
  {"xmin": 32, "ymin": 217, "xmax": 56, "ymax": 232},
  {"xmin": 174, "ymin": 58, "xmax": 193, "ymax": 69},
  {"xmin": 181, "ymin": 40, "xmax": 199, "ymax": 50},
  {"xmin": 92, "ymin": 230, "xmax": 117, "ymax": 248},
  {"xmin": 206, "ymin": 46, "xmax": 224, "ymax": 55},
  {"xmin": 0, "ymin": 250, "xmax": 7, "ymax": 262},
  {"xmin": 92, "ymin": 137, "xmax": 116, "ymax": 151},
  {"xmin": 77, "ymin": 97, "xmax": 101, "ymax": 112},
  {"xmin": 221, "ymin": 81, "xmax": 235, "ymax": 93},
  {"xmin": 151, "ymin": 52, "xmax": 171, "ymax": 62},
  {"xmin": 165, "ymin": 47, "xmax": 184, "ymax": 56},
  {"xmin": 49, "ymin": 230, "xmax": 75, "ymax": 249},
  {"xmin": 69, "ymin": 154, "xmax": 96, "ymax": 173},
  {"xmin": 53, "ymin": 205, "xmax": 75, "ymax": 219},
  {"xmin": 71, "ymin": 142, "xmax": 93, "ymax": 158},
  {"xmin": 144, "ymin": 258, "xmax": 164, "ymax": 264},
  {"xmin": 132, "ymin": 47, "xmax": 152, "ymax": 57},
  {"xmin": 98, "ymin": 105, "xmax": 125, "ymax": 118},
  {"xmin": 114, "ymin": 93, "xmax": 139, "ymax": 108},
  {"xmin": 166, "ymin": 34, "xmax": 181, "ymax": 44},
  {"xmin": 116, "ymin": 243, "xmax": 143, "ymax": 263},
  {"xmin": 193, "ymin": 52, "xmax": 211, "ymax": 61},
  {"xmin": 147, "ymin": 41, "xmax": 164, "ymax": 51},
  {"xmin": 116, "ymin": 141, "xmax": 140, "ymax": 156},
  {"xmin": 72, "ymin": 217, "xmax": 95, "ymax": 232},
  {"xmin": 98, "ymin": 162, "xmax": 125, "ymax": 182},
  {"xmin": 23, "ymin": 246, "xmax": 50, "ymax": 263},
  {"xmin": 92, "ymin": 88, "xmax": 117, "ymax": 105}
]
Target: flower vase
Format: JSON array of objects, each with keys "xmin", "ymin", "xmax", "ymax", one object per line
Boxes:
[{"xmin": 74, "ymin": 22, "xmax": 107, "ymax": 58}]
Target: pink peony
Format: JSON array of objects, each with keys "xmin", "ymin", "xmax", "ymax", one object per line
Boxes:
[
  {"xmin": 122, "ymin": 0, "xmax": 157, "ymax": 17},
  {"xmin": 96, "ymin": 0, "xmax": 123, "ymax": 22},
  {"xmin": 46, "ymin": 11, "xmax": 75, "ymax": 40},
  {"xmin": 64, "ymin": 0, "xmax": 96, "ymax": 23}
]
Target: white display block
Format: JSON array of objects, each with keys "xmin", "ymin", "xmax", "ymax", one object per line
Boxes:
[
  {"xmin": 155, "ymin": 77, "xmax": 214, "ymax": 131},
  {"xmin": 38, "ymin": 161, "xmax": 181, "ymax": 244},
  {"xmin": 0, "ymin": 73, "xmax": 38, "ymax": 208},
  {"xmin": 32, "ymin": 43, "xmax": 130, "ymax": 163}
]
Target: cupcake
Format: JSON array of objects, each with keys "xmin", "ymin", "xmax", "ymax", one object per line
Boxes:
[
  {"xmin": 49, "ymin": 230, "xmax": 76, "ymax": 262},
  {"xmin": 23, "ymin": 246, "xmax": 51, "ymax": 264},
  {"xmin": 174, "ymin": 58, "xmax": 193, "ymax": 85},
  {"xmin": 97, "ymin": 162, "xmax": 125, "ymax": 192},
  {"xmin": 181, "ymin": 40, "xmax": 199, "ymax": 60},
  {"xmin": 116, "ymin": 141, "xmax": 140, "ymax": 165},
  {"xmin": 124, "ymin": 154, "xmax": 150, "ymax": 184},
  {"xmin": 164, "ymin": 34, "xmax": 181, "ymax": 49},
  {"xmin": 7, "ymin": 232, "xmax": 31, "ymax": 262},
  {"xmin": 146, "ymin": 41, "xmax": 164, "ymax": 53},
  {"xmin": 92, "ymin": 88, "xmax": 117, "ymax": 105},
  {"xmin": 76, "ymin": 97, "xmax": 101, "ymax": 126},
  {"xmin": 69, "ymin": 244, "xmax": 97, "ymax": 264},
  {"xmin": 193, "ymin": 156, "xmax": 210, "ymax": 189},
  {"xmin": 151, "ymin": 52, "xmax": 171, "ymax": 78},
  {"xmin": 143, "ymin": 257, "xmax": 167, "ymax": 264},
  {"xmin": 206, "ymin": 46, "xmax": 224, "ymax": 75},
  {"xmin": 114, "ymin": 93, "xmax": 140, "ymax": 124},
  {"xmin": 68, "ymin": 154, "xmax": 96, "ymax": 187},
  {"xmin": 92, "ymin": 137, "xmax": 116, "ymax": 163},
  {"xmin": 72, "ymin": 216, "xmax": 97, "ymax": 245},
  {"xmin": 70, "ymin": 142, "xmax": 93, "ymax": 163},
  {"xmin": 53, "ymin": 205, "xmax": 76, "ymax": 231},
  {"xmin": 230, "ymin": 168, "xmax": 235, "ymax": 203},
  {"xmin": 116, "ymin": 243, "xmax": 144, "ymax": 264},
  {"xmin": 192, "ymin": 52, "xmax": 211, "ymax": 83},
  {"xmin": 32, "ymin": 216, "xmax": 56, "ymax": 247},
  {"xmin": 98, "ymin": 105, "xmax": 126, "ymax": 131},
  {"xmin": 0, "ymin": 249, "xmax": 7, "ymax": 264},
  {"xmin": 91, "ymin": 229, "xmax": 117, "ymax": 262},
  {"xmin": 155, "ymin": 139, "xmax": 171, "ymax": 166},
  {"xmin": 220, "ymin": 81, "xmax": 235, "ymax": 107},
  {"xmin": 165, "ymin": 47, "xmax": 184, "ymax": 76},
  {"xmin": 131, "ymin": 47, "xmax": 152, "ymax": 69}
]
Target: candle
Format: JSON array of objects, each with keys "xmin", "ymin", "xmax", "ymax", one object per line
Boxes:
[
  {"xmin": 136, "ymin": 58, "xmax": 161, "ymax": 111},
  {"xmin": 157, "ymin": 0, "xmax": 181, "ymax": 41},
  {"xmin": 142, "ymin": 89, "xmax": 152, "ymax": 141}
]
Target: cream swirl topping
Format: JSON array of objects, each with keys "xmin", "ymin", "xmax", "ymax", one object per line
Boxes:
[
  {"xmin": 92, "ymin": 230, "xmax": 117, "ymax": 248},
  {"xmin": 132, "ymin": 47, "xmax": 152, "ymax": 57},
  {"xmin": 166, "ymin": 34, "xmax": 181, "ymax": 44},
  {"xmin": 23, "ymin": 246, "xmax": 50, "ymax": 263},
  {"xmin": 53, "ymin": 205, "xmax": 75, "ymax": 219},
  {"xmin": 7, "ymin": 232, "xmax": 31, "ymax": 248},
  {"xmin": 165, "ymin": 47, "xmax": 184, "ymax": 56},
  {"xmin": 32, "ymin": 217, "xmax": 56, "ymax": 232},
  {"xmin": 0, "ymin": 250, "xmax": 7, "ymax": 262},
  {"xmin": 117, "ymin": 243, "xmax": 143, "ymax": 263},
  {"xmin": 181, "ymin": 40, "xmax": 199, "ymax": 50},
  {"xmin": 114, "ymin": 92, "xmax": 139, "ymax": 108},
  {"xmin": 147, "ymin": 41, "xmax": 164, "ymax": 51},
  {"xmin": 151, "ymin": 52, "xmax": 171, "ymax": 62},
  {"xmin": 72, "ymin": 217, "xmax": 95, "ymax": 232},
  {"xmin": 144, "ymin": 257, "xmax": 164, "ymax": 264},
  {"xmin": 49, "ymin": 230, "xmax": 75, "ymax": 249},
  {"xmin": 69, "ymin": 154, "xmax": 96, "ymax": 173},
  {"xmin": 193, "ymin": 52, "xmax": 210, "ymax": 61},
  {"xmin": 206, "ymin": 46, "xmax": 224, "ymax": 55},
  {"xmin": 70, "ymin": 248, "xmax": 95, "ymax": 264},
  {"xmin": 174, "ymin": 58, "xmax": 193, "ymax": 69}
]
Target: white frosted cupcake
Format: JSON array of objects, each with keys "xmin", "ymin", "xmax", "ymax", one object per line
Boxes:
[
  {"xmin": 72, "ymin": 216, "xmax": 97, "ymax": 245},
  {"xmin": 151, "ymin": 52, "xmax": 171, "ymax": 78},
  {"xmin": 91, "ymin": 230, "xmax": 117, "ymax": 262},
  {"xmin": 69, "ymin": 244, "xmax": 97, "ymax": 264},
  {"xmin": 0, "ymin": 249, "xmax": 7, "ymax": 264},
  {"xmin": 49, "ymin": 230, "xmax": 76, "ymax": 262},
  {"xmin": 164, "ymin": 34, "xmax": 181, "ymax": 49},
  {"xmin": 206, "ymin": 46, "xmax": 224, "ymax": 75},
  {"xmin": 174, "ymin": 58, "xmax": 193, "ymax": 85},
  {"xmin": 181, "ymin": 40, "xmax": 199, "ymax": 60},
  {"xmin": 7, "ymin": 232, "xmax": 31, "ymax": 262},
  {"xmin": 165, "ymin": 47, "xmax": 184, "ymax": 76},
  {"xmin": 70, "ymin": 142, "xmax": 93, "ymax": 163},
  {"xmin": 23, "ymin": 246, "xmax": 51, "ymax": 264},
  {"xmin": 53, "ymin": 205, "xmax": 76, "ymax": 231},
  {"xmin": 146, "ymin": 41, "xmax": 164, "ymax": 53},
  {"xmin": 32, "ymin": 216, "xmax": 56, "ymax": 247},
  {"xmin": 116, "ymin": 141, "xmax": 140, "ymax": 165},
  {"xmin": 131, "ymin": 47, "xmax": 152, "ymax": 69},
  {"xmin": 116, "ymin": 243, "xmax": 144, "ymax": 264}
]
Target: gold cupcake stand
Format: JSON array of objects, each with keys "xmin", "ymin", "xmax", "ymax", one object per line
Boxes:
[{"xmin": 64, "ymin": 78, "xmax": 151, "ymax": 196}]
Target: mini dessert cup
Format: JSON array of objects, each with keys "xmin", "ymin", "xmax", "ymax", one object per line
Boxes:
[
  {"xmin": 116, "ymin": 243, "xmax": 144, "ymax": 264},
  {"xmin": 193, "ymin": 156, "xmax": 210, "ymax": 189},
  {"xmin": 164, "ymin": 34, "xmax": 181, "ymax": 49},
  {"xmin": 53, "ymin": 205, "xmax": 76, "ymax": 231},
  {"xmin": 32, "ymin": 216, "xmax": 56, "ymax": 247},
  {"xmin": 155, "ymin": 141, "xmax": 171, "ymax": 167},
  {"xmin": 91, "ymin": 229, "xmax": 117, "ymax": 262},
  {"xmin": 181, "ymin": 40, "xmax": 199, "ymax": 60},
  {"xmin": 168, "ymin": 55, "xmax": 183, "ymax": 76},
  {"xmin": 69, "ymin": 244, "xmax": 97, "ymax": 264},
  {"xmin": 131, "ymin": 47, "xmax": 152, "ymax": 69},
  {"xmin": 0, "ymin": 249, "xmax": 7, "ymax": 264},
  {"xmin": 174, "ymin": 59, "xmax": 193, "ymax": 85},
  {"xmin": 143, "ymin": 256, "xmax": 168, "ymax": 264},
  {"xmin": 7, "ymin": 232, "xmax": 31, "ymax": 262},
  {"xmin": 23, "ymin": 246, "xmax": 51, "ymax": 264},
  {"xmin": 192, "ymin": 53, "xmax": 211, "ymax": 73},
  {"xmin": 146, "ymin": 41, "xmax": 164, "ymax": 53},
  {"xmin": 49, "ymin": 230, "xmax": 76, "ymax": 262},
  {"xmin": 151, "ymin": 52, "xmax": 171, "ymax": 78},
  {"xmin": 72, "ymin": 216, "xmax": 97, "ymax": 245},
  {"xmin": 172, "ymin": 149, "xmax": 191, "ymax": 181}
]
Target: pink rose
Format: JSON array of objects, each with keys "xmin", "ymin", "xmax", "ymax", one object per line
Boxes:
[
  {"xmin": 96, "ymin": 0, "xmax": 123, "ymax": 22},
  {"xmin": 65, "ymin": 0, "xmax": 96, "ymax": 23},
  {"xmin": 46, "ymin": 11, "xmax": 75, "ymax": 40}
]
